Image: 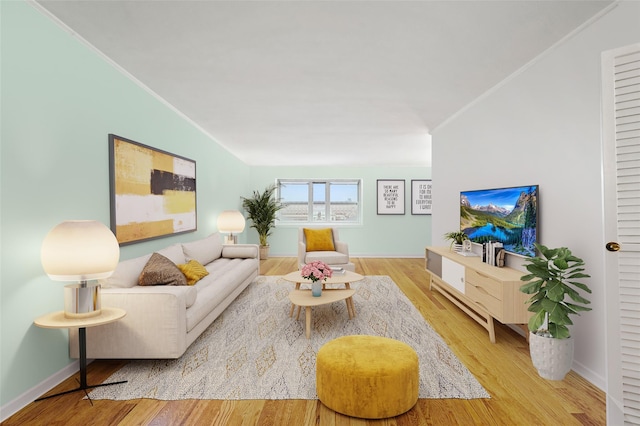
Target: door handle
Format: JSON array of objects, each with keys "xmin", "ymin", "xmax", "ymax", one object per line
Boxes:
[{"xmin": 606, "ymin": 242, "xmax": 620, "ymax": 252}]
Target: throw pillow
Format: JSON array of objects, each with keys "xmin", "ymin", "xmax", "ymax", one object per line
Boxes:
[
  {"xmin": 138, "ymin": 253, "xmax": 188, "ymax": 286},
  {"xmin": 182, "ymin": 233, "xmax": 223, "ymax": 265},
  {"xmin": 304, "ymin": 228, "xmax": 335, "ymax": 252},
  {"xmin": 177, "ymin": 260, "xmax": 210, "ymax": 285}
]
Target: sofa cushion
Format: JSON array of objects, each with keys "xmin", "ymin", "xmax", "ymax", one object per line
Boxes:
[
  {"xmin": 304, "ymin": 228, "xmax": 335, "ymax": 252},
  {"xmin": 186, "ymin": 258, "xmax": 259, "ymax": 332},
  {"xmin": 305, "ymin": 251, "xmax": 349, "ymax": 266},
  {"xmin": 99, "ymin": 253, "xmax": 152, "ymax": 289},
  {"xmin": 157, "ymin": 243, "xmax": 187, "ymax": 265},
  {"xmin": 177, "ymin": 260, "xmax": 210, "ymax": 285},
  {"xmin": 182, "ymin": 233, "xmax": 223, "ymax": 265},
  {"xmin": 139, "ymin": 253, "xmax": 188, "ymax": 286}
]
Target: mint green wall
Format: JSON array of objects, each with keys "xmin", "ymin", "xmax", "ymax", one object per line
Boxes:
[
  {"xmin": 0, "ymin": 1, "xmax": 249, "ymax": 407},
  {"xmin": 248, "ymin": 166, "xmax": 432, "ymax": 257}
]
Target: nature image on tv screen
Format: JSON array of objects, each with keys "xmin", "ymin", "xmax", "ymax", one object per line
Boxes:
[{"xmin": 460, "ymin": 185, "xmax": 538, "ymax": 257}]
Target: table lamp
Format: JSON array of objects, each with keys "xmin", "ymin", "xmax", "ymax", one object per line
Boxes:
[
  {"xmin": 41, "ymin": 220, "xmax": 120, "ymax": 319},
  {"xmin": 217, "ymin": 210, "xmax": 245, "ymax": 244}
]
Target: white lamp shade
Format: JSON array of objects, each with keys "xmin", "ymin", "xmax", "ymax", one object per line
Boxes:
[
  {"xmin": 217, "ymin": 210, "xmax": 246, "ymax": 233},
  {"xmin": 41, "ymin": 220, "xmax": 120, "ymax": 281}
]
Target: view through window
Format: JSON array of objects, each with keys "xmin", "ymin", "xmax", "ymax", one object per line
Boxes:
[{"xmin": 277, "ymin": 179, "xmax": 362, "ymax": 224}]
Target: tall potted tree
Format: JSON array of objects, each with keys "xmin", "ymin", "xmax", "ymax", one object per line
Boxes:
[
  {"xmin": 519, "ymin": 243, "xmax": 592, "ymax": 380},
  {"xmin": 241, "ymin": 184, "xmax": 285, "ymax": 259}
]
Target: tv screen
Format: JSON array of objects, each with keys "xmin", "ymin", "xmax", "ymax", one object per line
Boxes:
[{"xmin": 460, "ymin": 185, "xmax": 538, "ymax": 257}]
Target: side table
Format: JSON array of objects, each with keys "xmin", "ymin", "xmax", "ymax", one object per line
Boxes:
[{"xmin": 34, "ymin": 307, "xmax": 127, "ymax": 403}]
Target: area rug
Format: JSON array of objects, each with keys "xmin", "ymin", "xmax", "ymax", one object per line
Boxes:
[{"xmin": 88, "ymin": 275, "xmax": 489, "ymax": 401}]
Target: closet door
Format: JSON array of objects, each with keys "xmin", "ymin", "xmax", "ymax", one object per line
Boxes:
[{"xmin": 602, "ymin": 42, "xmax": 640, "ymax": 426}]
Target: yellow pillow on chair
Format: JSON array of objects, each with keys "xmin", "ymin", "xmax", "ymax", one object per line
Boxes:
[{"xmin": 304, "ymin": 228, "xmax": 335, "ymax": 252}]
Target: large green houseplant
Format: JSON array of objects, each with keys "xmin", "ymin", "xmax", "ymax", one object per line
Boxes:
[
  {"xmin": 241, "ymin": 184, "xmax": 285, "ymax": 259},
  {"xmin": 519, "ymin": 243, "xmax": 592, "ymax": 380}
]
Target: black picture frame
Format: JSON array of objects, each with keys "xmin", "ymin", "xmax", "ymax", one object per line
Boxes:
[
  {"xmin": 376, "ymin": 179, "xmax": 405, "ymax": 215},
  {"xmin": 411, "ymin": 179, "xmax": 432, "ymax": 215}
]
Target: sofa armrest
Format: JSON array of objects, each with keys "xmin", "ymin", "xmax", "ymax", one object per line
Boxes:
[
  {"xmin": 335, "ymin": 240, "xmax": 349, "ymax": 256},
  {"xmin": 222, "ymin": 244, "xmax": 259, "ymax": 259},
  {"xmin": 298, "ymin": 241, "xmax": 307, "ymax": 268},
  {"xmin": 70, "ymin": 286, "xmax": 189, "ymax": 359}
]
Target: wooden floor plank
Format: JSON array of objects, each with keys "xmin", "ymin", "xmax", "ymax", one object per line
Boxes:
[{"xmin": 1, "ymin": 258, "xmax": 605, "ymax": 426}]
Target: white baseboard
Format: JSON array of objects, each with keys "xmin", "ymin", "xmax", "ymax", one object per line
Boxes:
[
  {"xmin": 1, "ymin": 359, "xmax": 82, "ymax": 422},
  {"xmin": 571, "ymin": 359, "xmax": 605, "ymax": 392}
]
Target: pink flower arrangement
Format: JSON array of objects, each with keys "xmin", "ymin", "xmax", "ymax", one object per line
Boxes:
[{"xmin": 300, "ymin": 260, "xmax": 333, "ymax": 283}]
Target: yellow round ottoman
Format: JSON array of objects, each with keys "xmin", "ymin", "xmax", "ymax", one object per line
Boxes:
[{"xmin": 316, "ymin": 335, "xmax": 419, "ymax": 419}]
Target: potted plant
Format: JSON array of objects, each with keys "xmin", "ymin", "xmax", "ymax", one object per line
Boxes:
[
  {"xmin": 241, "ymin": 184, "xmax": 285, "ymax": 259},
  {"xmin": 519, "ymin": 243, "xmax": 592, "ymax": 380},
  {"xmin": 444, "ymin": 230, "xmax": 468, "ymax": 252}
]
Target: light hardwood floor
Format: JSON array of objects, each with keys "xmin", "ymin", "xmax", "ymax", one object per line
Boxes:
[{"xmin": 3, "ymin": 258, "xmax": 605, "ymax": 426}]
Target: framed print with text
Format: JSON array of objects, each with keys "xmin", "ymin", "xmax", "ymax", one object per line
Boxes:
[
  {"xmin": 411, "ymin": 179, "xmax": 432, "ymax": 215},
  {"xmin": 377, "ymin": 179, "xmax": 405, "ymax": 215}
]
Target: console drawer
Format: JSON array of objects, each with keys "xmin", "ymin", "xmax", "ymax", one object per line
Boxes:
[
  {"xmin": 465, "ymin": 268, "xmax": 503, "ymax": 300},
  {"xmin": 465, "ymin": 283, "xmax": 502, "ymax": 318}
]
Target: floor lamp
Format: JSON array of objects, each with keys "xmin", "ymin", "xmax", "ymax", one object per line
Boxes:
[{"xmin": 38, "ymin": 220, "xmax": 125, "ymax": 402}]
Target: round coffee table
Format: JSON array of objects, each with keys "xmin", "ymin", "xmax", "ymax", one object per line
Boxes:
[
  {"xmin": 282, "ymin": 270, "xmax": 364, "ymax": 317},
  {"xmin": 288, "ymin": 288, "xmax": 356, "ymax": 339}
]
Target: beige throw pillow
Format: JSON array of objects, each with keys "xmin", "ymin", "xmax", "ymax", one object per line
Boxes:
[{"xmin": 138, "ymin": 253, "xmax": 188, "ymax": 286}]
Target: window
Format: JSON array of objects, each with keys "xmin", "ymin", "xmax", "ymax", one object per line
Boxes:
[{"xmin": 277, "ymin": 179, "xmax": 362, "ymax": 224}]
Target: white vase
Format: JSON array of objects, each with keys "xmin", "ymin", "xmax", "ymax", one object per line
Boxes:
[
  {"xmin": 453, "ymin": 243, "xmax": 463, "ymax": 252},
  {"xmin": 528, "ymin": 331, "xmax": 574, "ymax": 380},
  {"xmin": 312, "ymin": 281, "xmax": 322, "ymax": 297}
]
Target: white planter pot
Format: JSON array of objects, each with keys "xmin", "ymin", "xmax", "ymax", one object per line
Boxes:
[
  {"xmin": 453, "ymin": 243, "xmax": 463, "ymax": 253},
  {"xmin": 528, "ymin": 332, "xmax": 574, "ymax": 380}
]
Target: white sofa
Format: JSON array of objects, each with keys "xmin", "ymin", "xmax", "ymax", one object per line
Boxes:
[{"xmin": 69, "ymin": 233, "xmax": 259, "ymax": 359}]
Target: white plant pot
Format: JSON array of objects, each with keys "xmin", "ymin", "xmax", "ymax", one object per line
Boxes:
[
  {"xmin": 528, "ymin": 331, "xmax": 574, "ymax": 380},
  {"xmin": 453, "ymin": 243, "xmax": 463, "ymax": 253}
]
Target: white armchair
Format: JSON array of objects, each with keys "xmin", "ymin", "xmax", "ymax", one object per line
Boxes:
[{"xmin": 298, "ymin": 227, "xmax": 355, "ymax": 271}]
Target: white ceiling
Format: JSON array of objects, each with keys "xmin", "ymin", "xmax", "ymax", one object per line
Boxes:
[{"xmin": 35, "ymin": 0, "xmax": 613, "ymax": 167}]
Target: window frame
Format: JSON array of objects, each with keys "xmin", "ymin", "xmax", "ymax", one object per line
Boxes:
[{"xmin": 276, "ymin": 178, "xmax": 363, "ymax": 226}]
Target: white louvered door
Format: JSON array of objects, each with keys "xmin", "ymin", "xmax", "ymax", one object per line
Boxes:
[{"xmin": 602, "ymin": 42, "xmax": 640, "ymax": 426}]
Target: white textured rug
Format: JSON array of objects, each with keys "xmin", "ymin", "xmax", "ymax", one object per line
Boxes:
[{"xmin": 89, "ymin": 275, "xmax": 489, "ymax": 401}]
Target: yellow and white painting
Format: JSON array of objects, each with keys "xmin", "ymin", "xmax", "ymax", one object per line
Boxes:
[{"xmin": 110, "ymin": 135, "xmax": 196, "ymax": 245}]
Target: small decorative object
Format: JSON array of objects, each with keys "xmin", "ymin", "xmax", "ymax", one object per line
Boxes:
[
  {"xmin": 520, "ymin": 243, "xmax": 592, "ymax": 380},
  {"xmin": 311, "ymin": 282, "xmax": 323, "ymax": 297},
  {"xmin": 241, "ymin": 184, "xmax": 285, "ymax": 259},
  {"xmin": 300, "ymin": 260, "xmax": 333, "ymax": 297},
  {"xmin": 444, "ymin": 231, "xmax": 468, "ymax": 252}
]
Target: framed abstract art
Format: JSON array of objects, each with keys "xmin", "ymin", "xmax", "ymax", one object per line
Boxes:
[{"xmin": 109, "ymin": 134, "xmax": 197, "ymax": 245}]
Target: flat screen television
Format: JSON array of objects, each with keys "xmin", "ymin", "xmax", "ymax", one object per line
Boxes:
[{"xmin": 460, "ymin": 185, "xmax": 538, "ymax": 257}]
